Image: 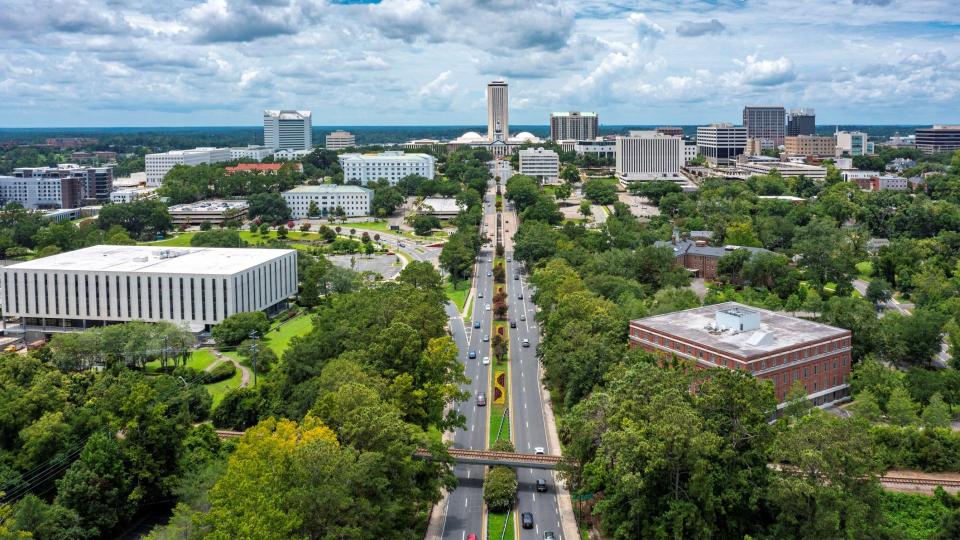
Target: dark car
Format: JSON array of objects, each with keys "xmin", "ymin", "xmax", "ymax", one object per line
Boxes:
[
  {"xmin": 536, "ymin": 478, "xmax": 547, "ymax": 492},
  {"xmin": 474, "ymin": 320, "xmax": 481, "ymax": 329},
  {"xmin": 476, "ymin": 392, "xmax": 487, "ymax": 406},
  {"xmin": 521, "ymin": 512, "xmax": 533, "ymax": 529},
  {"xmin": 514, "ymin": 274, "xmax": 519, "ymax": 280},
  {"xmin": 510, "ymin": 321, "xmax": 517, "ymax": 328},
  {"xmin": 544, "ymin": 532, "xmax": 556, "ymax": 540},
  {"xmin": 468, "ymin": 351, "xmax": 477, "ymax": 359},
  {"xmin": 517, "ymin": 293, "xmax": 523, "ymax": 299}
]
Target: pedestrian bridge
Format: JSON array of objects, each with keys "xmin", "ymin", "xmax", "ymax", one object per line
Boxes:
[{"xmin": 215, "ymin": 430, "xmax": 567, "ymax": 470}]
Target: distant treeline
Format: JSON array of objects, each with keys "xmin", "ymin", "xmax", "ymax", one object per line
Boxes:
[{"xmin": 0, "ymin": 124, "xmax": 927, "ymax": 149}]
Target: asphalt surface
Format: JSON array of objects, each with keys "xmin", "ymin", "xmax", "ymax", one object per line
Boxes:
[{"xmin": 441, "ymin": 160, "xmax": 565, "ymax": 540}]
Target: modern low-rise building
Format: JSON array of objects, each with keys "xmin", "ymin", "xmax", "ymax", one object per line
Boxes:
[
  {"xmin": 854, "ymin": 174, "xmax": 909, "ymax": 192},
  {"xmin": 572, "ymin": 139, "xmax": 616, "ymax": 159},
  {"xmin": 230, "ymin": 145, "xmax": 275, "ymax": 161},
  {"xmin": 325, "ymin": 130, "xmax": 356, "ymax": 150},
  {"xmin": 629, "ymin": 302, "xmax": 852, "ymax": 406},
  {"xmin": 263, "ymin": 110, "xmax": 312, "ymax": 151},
  {"xmin": 656, "ymin": 126, "xmax": 685, "ymax": 138},
  {"xmin": 168, "ymin": 200, "xmax": 248, "ymax": 227},
  {"xmin": 739, "ymin": 160, "xmax": 827, "ymax": 180},
  {"xmin": 697, "ymin": 124, "xmax": 747, "ymax": 166},
  {"xmin": 12, "ymin": 164, "xmax": 113, "ymax": 204},
  {"xmin": 281, "ymin": 185, "xmax": 372, "ymax": 218},
  {"xmin": 274, "ymin": 149, "xmax": 312, "ymax": 161},
  {"xmin": 110, "ymin": 187, "xmax": 157, "ymax": 204},
  {"xmin": 616, "ymin": 131, "xmax": 683, "ymax": 182},
  {"xmin": 915, "ymin": 125, "xmax": 960, "ymax": 154},
  {"xmin": 835, "ymin": 131, "xmax": 874, "ymax": 156},
  {"xmin": 417, "ymin": 197, "xmax": 463, "ymax": 219},
  {"xmin": 145, "ymin": 147, "xmax": 232, "ymax": 186},
  {"xmin": 0, "ymin": 175, "xmax": 82, "ymax": 209},
  {"xmin": 784, "ymin": 135, "xmax": 836, "ymax": 157},
  {"xmin": 518, "ymin": 147, "xmax": 560, "ymax": 182},
  {"xmin": 1, "ymin": 245, "xmax": 297, "ymax": 333},
  {"xmin": 550, "ymin": 112, "xmax": 598, "ymax": 141},
  {"xmin": 339, "ymin": 151, "xmax": 436, "ymax": 185}
]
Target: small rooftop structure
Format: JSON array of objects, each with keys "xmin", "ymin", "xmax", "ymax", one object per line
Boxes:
[{"xmin": 418, "ymin": 197, "xmax": 463, "ymax": 217}]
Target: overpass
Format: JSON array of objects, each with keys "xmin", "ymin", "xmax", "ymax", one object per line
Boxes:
[{"xmin": 215, "ymin": 430, "xmax": 568, "ymax": 470}]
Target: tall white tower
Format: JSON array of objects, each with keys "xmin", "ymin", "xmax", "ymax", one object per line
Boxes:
[
  {"xmin": 487, "ymin": 81, "xmax": 509, "ymax": 142},
  {"xmin": 263, "ymin": 110, "xmax": 312, "ymax": 150}
]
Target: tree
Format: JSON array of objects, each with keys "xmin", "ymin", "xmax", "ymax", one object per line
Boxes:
[
  {"xmin": 513, "ymin": 220, "xmax": 561, "ymax": 266},
  {"xmin": 851, "ymin": 357, "xmax": 905, "ymax": 410},
  {"xmin": 554, "ymin": 181, "xmax": 572, "ymax": 201},
  {"xmin": 56, "ymin": 432, "xmax": 131, "ymax": 536},
  {"xmin": 886, "ymin": 385, "xmax": 919, "ymax": 425},
  {"xmin": 412, "ymin": 215, "xmax": 440, "ymax": 236},
  {"xmin": 630, "ymin": 181, "xmax": 682, "ymax": 205},
  {"xmin": 190, "ymin": 228, "xmax": 244, "ymax": 247},
  {"xmin": 212, "ymin": 387, "xmax": 266, "ymax": 431},
  {"xmin": 97, "ymin": 200, "xmax": 172, "ymax": 239},
  {"xmin": 579, "ymin": 200, "xmax": 591, "ymax": 220},
  {"xmin": 724, "ymin": 221, "xmax": 762, "ymax": 247},
  {"xmin": 582, "ymin": 179, "xmax": 617, "ymax": 205},
  {"xmin": 504, "ymin": 175, "xmax": 540, "ymax": 212},
  {"xmin": 307, "ymin": 200, "xmax": 320, "ymax": 218},
  {"xmin": 398, "ymin": 260, "xmax": 443, "ymax": 293},
  {"xmin": 483, "ymin": 466, "xmax": 518, "ymax": 512},
  {"xmin": 560, "ymin": 164, "xmax": 580, "ymax": 184},
  {"xmin": 300, "ymin": 222, "xmax": 312, "ymax": 232},
  {"xmin": 247, "ymin": 192, "xmax": 291, "ymax": 225},
  {"xmin": 921, "ymin": 392, "xmax": 953, "ymax": 429},
  {"xmin": 781, "ymin": 380, "xmax": 812, "ymax": 421},
  {"xmin": 880, "ymin": 309, "xmax": 947, "ymax": 366},
  {"xmin": 276, "ymin": 224, "xmax": 288, "ymax": 239},
  {"xmin": 866, "ymin": 278, "xmax": 892, "ymax": 307},
  {"xmin": 850, "ymin": 389, "xmax": 883, "ymax": 423},
  {"xmin": 211, "ymin": 312, "xmax": 271, "ymax": 347},
  {"xmin": 492, "ymin": 333, "xmax": 507, "ymax": 362}
]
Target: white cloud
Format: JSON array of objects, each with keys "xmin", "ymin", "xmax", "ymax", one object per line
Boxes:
[
  {"xmin": 627, "ymin": 12, "xmax": 665, "ymax": 47},
  {"xmin": 734, "ymin": 54, "xmax": 797, "ymax": 86}
]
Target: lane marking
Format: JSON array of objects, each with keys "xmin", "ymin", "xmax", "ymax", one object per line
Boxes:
[{"xmin": 464, "ymin": 497, "xmax": 468, "ymax": 507}]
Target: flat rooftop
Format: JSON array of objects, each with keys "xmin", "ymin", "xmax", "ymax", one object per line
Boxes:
[
  {"xmin": 168, "ymin": 200, "xmax": 248, "ymax": 213},
  {"xmin": 4, "ymin": 245, "xmax": 294, "ymax": 276},
  {"xmin": 284, "ymin": 184, "xmax": 371, "ymax": 195},
  {"xmin": 632, "ymin": 302, "xmax": 848, "ymax": 358}
]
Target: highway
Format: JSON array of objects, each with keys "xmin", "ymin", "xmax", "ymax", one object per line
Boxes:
[{"xmin": 439, "ymin": 177, "xmax": 499, "ymax": 540}]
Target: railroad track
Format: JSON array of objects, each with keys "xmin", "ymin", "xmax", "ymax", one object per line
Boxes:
[{"xmin": 879, "ymin": 476, "xmax": 960, "ymax": 488}]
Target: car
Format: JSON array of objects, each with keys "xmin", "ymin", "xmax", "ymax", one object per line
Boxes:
[
  {"xmin": 520, "ymin": 314, "xmax": 526, "ymax": 321},
  {"xmin": 522, "ymin": 339, "xmax": 530, "ymax": 348},
  {"xmin": 544, "ymin": 532, "xmax": 556, "ymax": 540},
  {"xmin": 482, "ymin": 356, "xmax": 490, "ymax": 365},
  {"xmin": 517, "ymin": 293, "xmax": 523, "ymax": 299},
  {"xmin": 487, "ymin": 271, "xmax": 492, "ymax": 277},
  {"xmin": 514, "ymin": 274, "xmax": 519, "ymax": 280},
  {"xmin": 507, "ymin": 257, "xmax": 512, "ymax": 262},
  {"xmin": 467, "ymin": 534, "xmax": 477, "ymax": 540},
  {"xmin": 510, "ymin": 321, "xmax": 517, "ymax": 328},
  {"xmin": 468, "ymin": 351, "xmax": 477, "ymax": 359},
  {"xmin": 477, "ymin": 392, "xmax": 487, "ymax": 406},
  {"xmin": 536, "ymin": 478, "xmax": 548, "ymax": 492},
  {"xmin": 521, "ymin": 512, "xmax": 533, "ymax": 529},
  {"xmin": 485, "ymin": 304, "xmax": 491, "ymax": 311},
  {"xmin": 474, "ymin": 320, "xmax": 481, "ymax": 329},
  {"xmin": 398, "ymin": 242, "xmax": 406, "ymax": 247},
  {"xmin": 483, "ymin": 335, "xmax": 489, "ymax": 342},
  {"xmin": 478, "ymin": 291, "xmax": 484, "ymax": 298},
  {"xmin": 534, "ymin": 446, "xmax": 545, "ymax": 455}
]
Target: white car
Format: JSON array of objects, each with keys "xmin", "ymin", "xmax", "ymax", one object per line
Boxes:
[
  {"xmin": 485, "ymin": 304, "xmax": 491, "ymax": 311},
  {"xmin": 534, "ymin": 447, "xmax": 545, "ymax": 455},
  {"xmin": 482, "ymin": 356, "xmax": 490, "ymax": 365}
]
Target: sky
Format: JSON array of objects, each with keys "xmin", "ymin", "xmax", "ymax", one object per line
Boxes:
[{"xmin": 1, "ymin": 0, "xmax": 959, "ymax": 127}]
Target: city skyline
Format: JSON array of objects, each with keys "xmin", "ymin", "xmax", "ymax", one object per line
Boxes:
[{"xmin": 2, "ymin": 0, "xmax": 960, "ymax": 127}]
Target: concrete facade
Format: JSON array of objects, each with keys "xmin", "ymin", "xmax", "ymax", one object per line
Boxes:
[
  {"xmin": 338, "ymin": 151, "xmax": 436, "ymax": 185},
  {"xmin": 263, "ymin": 110, "xmax": 312, "ymax": 151},
  {"xmin": 282, "ymin": 184, "xmax": 372, "ymax": 218}
]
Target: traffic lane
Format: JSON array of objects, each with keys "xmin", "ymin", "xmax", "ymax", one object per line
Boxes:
[
  {"xmin": 516, "ymin": 468, "xmax": 563, "ymax": 540},
  {"xmin": 441, "ymin": 467, "xmax": 484, "ymax": 540}
]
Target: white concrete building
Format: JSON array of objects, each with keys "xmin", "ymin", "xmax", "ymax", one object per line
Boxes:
[
  {"xmin": 263, "ymin": 110, "xmax": 312, "ymax": 151},
  {"xmin": 835, "ymin": 131, "xmax": 875, "ymax": 157},
  {"xmin": 417, "ymin": 197, "xmax": 463, "ymax": 219},
  {"xmin": 518, "ymin": 147, "xmax": 560, "ymax": 182},
  {"xmin": 109, "ymin": 187, "xmax": 157, "ymax": 204},
  {"xmin": 615, "ymin": 132, "xmax": 684, "ymax": 183},
  {"xmin": 573, "ymin": 139, "xmax": 616, "ymax": 159},
  {"xmin": 841, "ymin": 169, "xmax": 881, "ymax": 182},
  {"xmin": 684, "ymin": 142, "xmax": 698, "ymax": 164},
  {"xmin": 0, "ymin": 175, "xmax": 82, "ymax": 209},
  {"xmin": 1, "ymin": 245, "xmax": 297, "ymax": 333},
  {"xmin": 145, "ymin": 147, "xmax": 232, "ymax": 186},
  {"xmin": 740, "ymin": 161, "xmax": 828, "ymax": 180},
  {"xmin": 274, "ymin": 149, "xmax": 312, "ymax": 161},
  {"xmin": 325, "ymin": 130, "xmax": 356, "ymax": 150},
  {"xmin": 282, "ymin": 185, "xmax": 372, "ymax": 218},
  {"xmin": 338, "ymin": 151, "xmax": 435, "ymax": 185},
  {"xmin": 696, "ymin": 124, "xmax": 748, "ymax": 166},
  {"xmin": 230, "ymin": 145, "xmax": 275, "ymax": 161}
]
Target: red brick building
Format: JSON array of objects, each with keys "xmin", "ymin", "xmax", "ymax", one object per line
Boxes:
[
  {"xmin": 629, "ymin": 302, "xmax": 851, "ymax": 406},
  {"xmin": 655, "ymin": 238, "xmax": 770, "ymax": 280}
]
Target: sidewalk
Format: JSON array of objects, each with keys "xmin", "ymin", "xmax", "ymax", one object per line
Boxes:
[{"xmin": 539, "ymin": 361, "xmax": 581, "ymax": 540}]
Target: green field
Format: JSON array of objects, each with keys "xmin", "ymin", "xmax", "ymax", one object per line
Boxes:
[
  {"xmin": 487, "ymin": 510, "xmax": 515, "ymax": 540},
  {"xmin": 445, "ymin": 280, "xmax": 470, "ymax": 311},
  {"xmin": 206, "ymin": 363, "xmax": 243, "ymax": 406},
  {"xmin": 266, "ymin": 313, "xmax": 314, "ymax": 357},
  {"xmin": 144, "ymin": 348, "xmax": 218, "ymax": 373},
  {"xmin": 145, "ymin": 233, "xmax": 196, "ymax": 247}
]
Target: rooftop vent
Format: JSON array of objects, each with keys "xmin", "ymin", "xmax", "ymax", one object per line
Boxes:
[{"xmin": 715, "ymin": 307, "xmax": 761, "ymax": 332}]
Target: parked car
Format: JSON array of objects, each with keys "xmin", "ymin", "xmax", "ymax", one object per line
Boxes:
[
  {"xmin": 477, "ymin": 392, "xmax": 487, "ymax": 406},
  {"xmin": 521, "ymin": 512, "xmax": 534, "ymax": 529},
  {"xmin": 536, "ymin": 478, "xmax": 548, "ymax": 492},
  {"xmin": 468, "ymin": 351, "xmax": 477, "ymax": 359},
  {"xmin": 467, "ymin": 534, "xmax": 477, "ymax": 540}
]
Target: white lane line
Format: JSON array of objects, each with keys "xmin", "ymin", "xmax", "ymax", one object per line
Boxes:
[
  {"xmin": 532, "ymin": 493, "xmax": 536, "ymax": 502},
  {"xmin": 462, "ymin": 531, "xmax": 465, "ymax": 540},
  {"xmin": 464, "ymin": 497, "xmax": 468, "ymax": 507},
  {"xmin": 526, "ymin": 421, "xmax": 529, "ymax": 429},
  {"xmin": 524, "ymin": 402, "xmax": 527, "ymax": 410},
  {"xmin": 467, "ymin": 469, "xmax": 471, "ymax": 479}
]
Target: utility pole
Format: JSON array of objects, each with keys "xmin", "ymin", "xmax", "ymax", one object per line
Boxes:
[{"xmin": 249, "ymin": 330, "xmax": 259, "ymax": 387}]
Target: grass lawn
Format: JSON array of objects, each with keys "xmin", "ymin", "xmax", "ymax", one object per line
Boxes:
[
  {"xmin": 266, "ymin": 312, "xmax": 314, "ymax": 357},
  {"xmin": 465, "ymin": 293, "xmax": 475, "ymax": 322},
  {"xmin": 206, "ymin": 362, "xmax": 243, "ymax": 406},
  {"xmin": 145, "ymin": 348, "xmax": 218, "ymax": 373},
  {"xmin": 144, "ymin": 233, "xmax": 196, "ymax": 247},
  {"xmin": 857, "ymin": 261, "xmax": 874, "ymax": 279},
  {"xmin": 445, "ymin": 280, "xmax": 470, "ymax": 312},
  {"xmin": 487, "ymin": 510, "xmax": 514, "ymax": 540}
]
